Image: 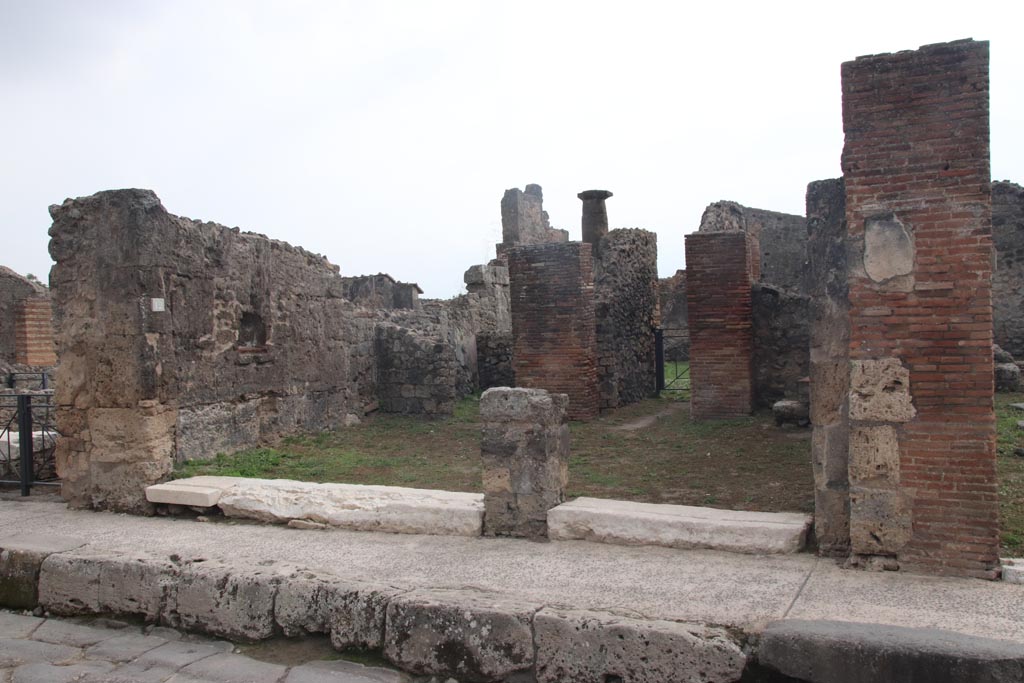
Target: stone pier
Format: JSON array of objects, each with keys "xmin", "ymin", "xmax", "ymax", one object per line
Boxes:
[
  {"xmin": 684, "ymin": 231, "xmax": 756, "ymax": 419},
  {"xmin": 480, "ymin": 387, "xmax": 570, "ymax": 538},
  {"xmin": 838, "ymin": 40, "xmax": 998, "ymax": 577}
]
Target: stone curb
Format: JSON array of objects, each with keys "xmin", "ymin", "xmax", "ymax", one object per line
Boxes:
[
  {"xmin": 757, "ymin": 619, "xmax": 1024, "ymax": 683},
  {"xmin": 2, "ymin": 541, "xmax": 749, "ymax": 682},
  {"xmin": 6, "ymin": 541, "xmax": 1024, "ymax": 682}
]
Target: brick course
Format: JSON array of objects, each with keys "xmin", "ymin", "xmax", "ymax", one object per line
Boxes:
[
  {"xmin": 684, "ymin": 232, "xmax": 755, "ymax": 419},
  {"xmin": 508, "ymin": 243, "xmax": 599, "ymax": 420},
  {"xmin": 841, "ymin": 40, "xmax": 998, "ymax": 578},
  {"xmin": 14, "ymin": 296, "xmax": 56, "ymax": 366}
]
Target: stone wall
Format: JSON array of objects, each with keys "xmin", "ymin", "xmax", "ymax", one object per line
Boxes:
[
  {"xmin": 498, "ymin": 185, "xmax": 568, "ymax": 253},
  {"xmin": 593, "ymin": 229, "xmax": 658, "ymax": 409},
  {"xmin": 698, "ymin": 201, "xmax": 804, "ymax": 291},
  {"xmin": 806, "ymin": 178, "xmax": 850, "ymax": 556},
  {"xmin": 839, "ymin": 40, "xmax": 998, "ymax": 578},
  {"xmin": 376, "ymin": 323, "xmax": 457, "ymax": 415},
  {"xmin": 751, "ymin": 284, "xmax": 809, "ymax": 408},
  {"xmin": 341, "ymin": 274, "xmax": 422, "ymax": 311},
  {"xmin": 685, "ymin": 232, "xmax": 755, "ymax": 419},
  {"xmin": 657, "ymin": 270, "xmax": 689, "ymax": 361},
  {"xmin": 508, "ymin": 243, "xmax": 598, "ymax": 420},
  {"xmin": 993, "ymin": 181, "xmax": 1024, "ymax": 358},
  {"xmin": 49, "ymin": 189, "xmax": 384, "ymax": 511},
  {"xmin": 0, "ymin": 267, "xmax": 54, "ymax": 367}
]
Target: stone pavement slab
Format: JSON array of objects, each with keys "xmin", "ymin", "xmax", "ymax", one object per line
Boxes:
[{"xmin": 0, "ymin": 610, "xmax": 409, "ymax": 683}]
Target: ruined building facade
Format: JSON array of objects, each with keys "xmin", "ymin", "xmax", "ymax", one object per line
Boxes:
[{"xmin": 0, "ymin": 266, "xmax": 56, "ymax": 369}]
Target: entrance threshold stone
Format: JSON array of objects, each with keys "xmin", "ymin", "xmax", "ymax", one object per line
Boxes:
[
  {"xmin": 548, "ymin": 497, "xmax": 811, "ymax": 554},
  {"xmin": 147, "ymin": 476, "xmax": 484, "ymax": 537}
]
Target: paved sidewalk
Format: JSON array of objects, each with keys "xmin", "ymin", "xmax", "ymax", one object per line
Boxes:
[
  {"xmin": 0, "ymin": 610, "xmax": 409, "ymax": 682},
  {"xmin": 1, "ymin": 496, "xmax": 1023, "ymax": 645}
]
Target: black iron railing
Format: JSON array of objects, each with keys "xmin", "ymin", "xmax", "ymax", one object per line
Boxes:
[{"xmin": 1, "ymin": 372, "xmax": 59, "ymax": 495}]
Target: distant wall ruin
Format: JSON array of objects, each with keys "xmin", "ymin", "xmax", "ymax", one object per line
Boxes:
[
  {"xmin": 685, "ymin": 231, "xmax": 756, "ymax": 419},
  {"xmin": 993, "ymin": 181, "xmax": 1024, "ymax": 358},
  {"xmin": 508, "ymin": 242, "xmax": 599, "ymax": 421},
  {"xmin": 679, "ymin": 202, "xmax": 810, "ymax": 408},
  {"xmin": 593, "ymin": 229, "xmax": 659, "ymax": 409},
  {"xmin": 0, "ymin": 266, "xmax": 55, "ymax": 368}
]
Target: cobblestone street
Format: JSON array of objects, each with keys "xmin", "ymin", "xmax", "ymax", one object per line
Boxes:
[{"xmin": 0, "ymin": 610, "xmax": 409, "ymax": 683}]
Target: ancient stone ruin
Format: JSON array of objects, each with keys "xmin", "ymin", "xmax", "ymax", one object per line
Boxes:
[
  {"xmin": 45, "ymin": 189, "xmax": 514, "ymax": 511},
  {"xmin": 507, "ymin": 188, "xmax": 658, "ymax": 419},
  {"xmin": 0, "ymin": 266, "xmax": 56, "ymax": 370}
]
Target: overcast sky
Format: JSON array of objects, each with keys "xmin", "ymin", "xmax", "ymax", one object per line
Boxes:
[{"xmin": 1, "ymin": 1, "xmax": 1021, "ymax": 297}]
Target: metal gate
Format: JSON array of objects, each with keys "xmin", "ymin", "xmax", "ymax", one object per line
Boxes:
[
  {"xmin": 654, "ymin": 328, "xmax": 691, "ymax": 397},
  {"xmin": 1, "ymin": 372, "xmax": 59, "ymax": 495}
]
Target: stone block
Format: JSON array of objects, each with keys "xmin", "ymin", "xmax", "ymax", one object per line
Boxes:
[
  {"xmin": 849, "ymin": 487, "xmax": 912, "ymax": 556},
  {"xmin": 548, "ymin": 497, "xmax": 811, "ymax": 554},
  {"xmin": 176, "ymin": 652, "xmax": 288, "ymax": 683},
  {"xmin": 479, "ymin": 387, "xmax": 568, "ymax": 427},
  {"xmin": 215, "ymin": 478, "xmax": 483, "ymax": 537},
  {"xmin": 814, "ymin": 487, "xmax": 850, "ymax": 556},
  {"xmin": 996, "ymin": 363, "xmax": 1021, "ymax": 392},
  {"xmin": 534, "ymin": 608, "xmax": 746, "ymax": 683},
  {"xmin": 811, "ymin": 422, "xmax": 848, "ymax": 489},
  {"xmin": 275, "ymin": 572, "xmax": 404, "ymax": 649},
  {"xmin": 849, "ymin": 425, "xmax": 900, "ymax": 486},
  {"xmin": 809, "ymin": 358, "xmax": 848, "ymax": 425},
  {"xmin": 145, "ymin": 482, "xmax": 222, "ymax": 507},
  {"xmin": 0, "ymin": 535, "xmax": 86, "ymax": 610},
  {"xmin": 480, "ymin": 388, "xmax": 570, "ymax": 538},
  {"xmin": 168, "ymin": 561, "xmax": 280, "ymax": 642},
  {"xmin": 285, "ymin": 660, "xmax": 412, "ymax": 683},
  {"xmin": 1002, "ymin": 559, "xmax": 1024, "ymax": 584},
  {"xmin": 38, "ymin": 553, "xmax": 102, "ymax": 615},
  {"xmin": 383, "ymin": 589, "xmax": 538, "ymax": 682},
  {"xmin": 849, "ymin": 358, "xmax": 916, "ymax": 423},
  {"xmin": 758, "ymin": 619, "xmax": 1024, "ymax": 683},
  {"xmin": 0, "ymin": 548, "xmax": 47, "ymax": 610},
  {"xmin": 863, "ymin": 214, "xmax": 915, "ymax": 286}
]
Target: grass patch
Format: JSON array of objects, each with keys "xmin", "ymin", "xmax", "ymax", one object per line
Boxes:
[
  {"xmin": 997, "ymin": 392, "xmax": 1024, "ymax": 554},
  {"xmin": 175, "ymin": 393, "xmax": 813, "ymax": 513},
  {"xmin": 174, "ymin": 390, "xmax": 1024, "ymax": 550}
]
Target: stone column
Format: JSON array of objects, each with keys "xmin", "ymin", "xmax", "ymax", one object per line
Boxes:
[
  {"xmin": 578, "ymin": 190, "xmax": 613, "ymax": 246},
  {"xmin": 480, "ymin": 387, "xmax": 570, "ymax": 538}
]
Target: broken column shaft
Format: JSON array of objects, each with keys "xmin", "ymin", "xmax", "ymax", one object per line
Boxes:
[{"xmin": 578, "ymin": 190, "xmax": 613, "ymax": 246}]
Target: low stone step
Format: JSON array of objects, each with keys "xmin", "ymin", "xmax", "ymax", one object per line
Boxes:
[
  {"xmin": 548, "ymin": 497, "xmax": 811, "ymax": 554},
  {"xmin": 146, "ymin": 476, "xmax": 483, "ymax": 537}
]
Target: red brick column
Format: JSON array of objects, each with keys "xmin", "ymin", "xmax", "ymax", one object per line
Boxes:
[
  {"xmin": 684, "ymin": 232, "xmax": 755, "ymax": 419},
  {"xmin": 842, "ymin": 40, "xmax": 998, "ymax": 578},
  {"xmin": 508, "ymin": 243, "xmax": 599, "ymax": 420},
  {"xmin": 14, "ymin": 296, "xmax": 56, "ymax": 366}
]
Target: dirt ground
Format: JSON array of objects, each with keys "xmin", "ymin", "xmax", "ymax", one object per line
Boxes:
[{"xmin": 177, "ymin": 395, "xmax": 815, "ymax": 514}]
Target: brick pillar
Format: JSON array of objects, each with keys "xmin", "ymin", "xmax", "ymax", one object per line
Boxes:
[
  {"xmin": 685, "ymin": 232, "xmax": 755, "ymax": 419},
  {"xmin": 14, "ymin": 296, "xmax": 56, "ymax": 366},
  {"xmin": 842, "ymin": 40, "xmax": 998, "ymax": 578},
  {"xmin": 480, "ymin": 387, "xmax": 569, "ymax": 538},
  {"xmin": 806, "ymin": 178, "xmax": 850, "ymax": 555},
  {"xmin": 508, "ymin": 242, "xmax": 599, "ymax": 420}
]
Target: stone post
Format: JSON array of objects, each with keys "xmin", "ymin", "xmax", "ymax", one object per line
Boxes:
[
  {"xmin": 480, "ymin": 387, "xmax": 570, "ymax": 538},
  {"xmin": 578, "ymin": 190, "xmax": 613, "ymax": 246}
]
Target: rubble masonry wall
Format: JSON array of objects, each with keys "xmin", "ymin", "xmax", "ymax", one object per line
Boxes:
[
  {"xmin": 993, "ymin": 181, "xmax": 1024, "ymax": 358},
  {"xmin": 593, "ymin": 229, "xmax": 659, "ymax": 409}
]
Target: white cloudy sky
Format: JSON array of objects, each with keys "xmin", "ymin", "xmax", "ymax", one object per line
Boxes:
[{"xmin": 1, "ymin": 1, "xmax": 1022, "ymax": 297}]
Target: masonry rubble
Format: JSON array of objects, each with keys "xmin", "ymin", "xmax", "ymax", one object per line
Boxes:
[{"xmin": 480, "ymin": 387, "xmax": 569, "ymax": 538}]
